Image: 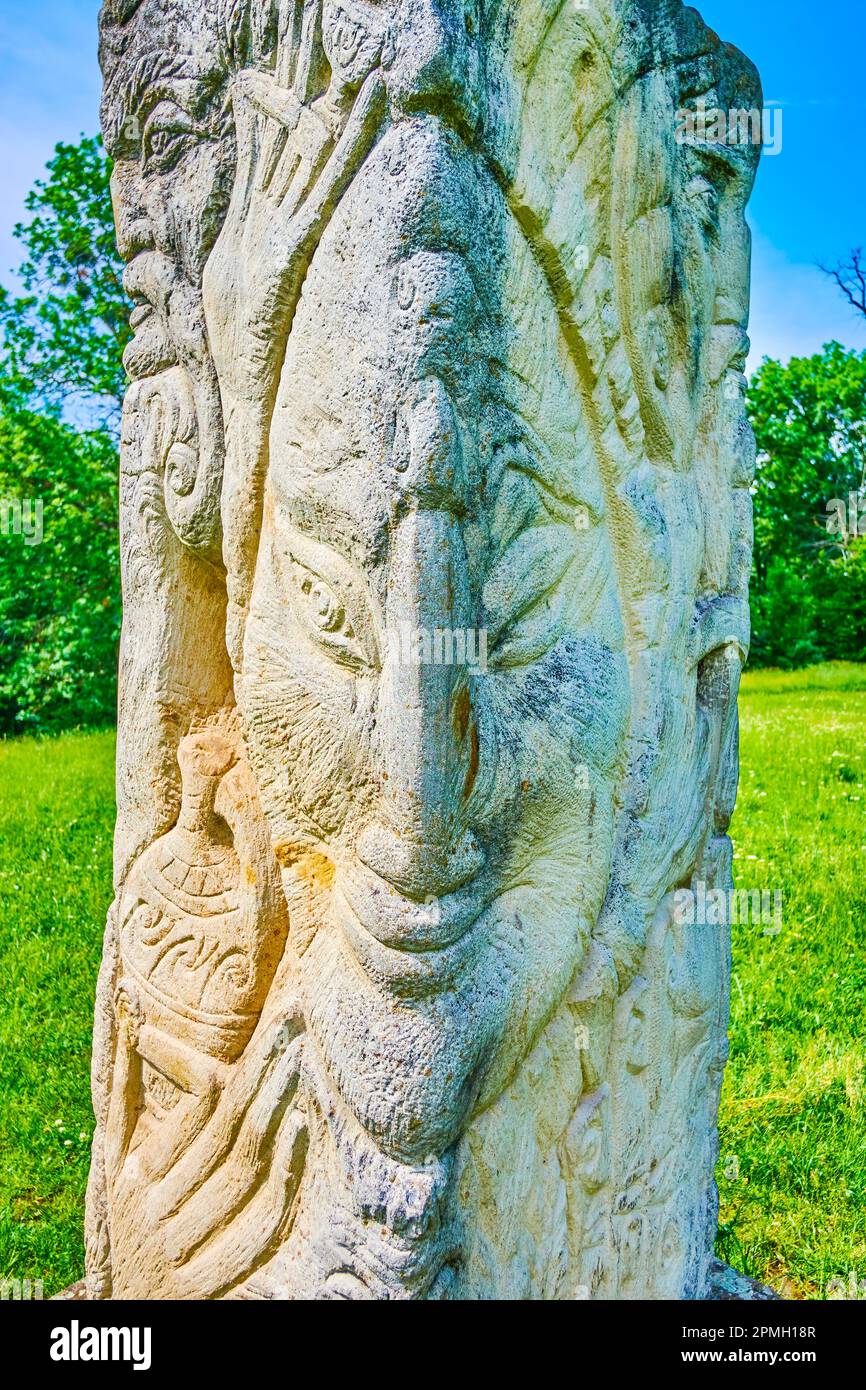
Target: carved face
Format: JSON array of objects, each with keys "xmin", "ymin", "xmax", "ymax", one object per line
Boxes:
[
  {"xmin": 674, "ymin": 114, "xmax": 757, "ymax": 481},
  {"xmin": 669, "ymin": 78, "xmax": 760, "ymax": 618},
  {"xmin": 90, "ymin": 0, "xmax": 765, "ymax": 1303},
  {"xmin": 236, "ymin": 119, "xmax": 631, "ymax": 1162},
  {"xmin": 104, "ymin": 55, "xmax": 233, "ymax": 381},
  {"xmin": 614, "ymin": 66, "xmax": 759, "ymax": 493}
]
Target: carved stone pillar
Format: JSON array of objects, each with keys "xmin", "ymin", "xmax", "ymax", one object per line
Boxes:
[{"xmin": 88, "ymin": 0, "xmax": 761, "ymax": 1300}]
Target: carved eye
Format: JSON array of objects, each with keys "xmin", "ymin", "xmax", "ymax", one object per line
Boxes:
[
  {"xmin": 279, "ymin": 533, "xmax": 381, "ymax": 674},
  {"xmin": 142, "ymin": 105, "xmax": 200, "ymax": 173},
  {"xmin": 294, "ymin": 566, "xmax": 355, "ymax": 638},
  {"xmin": 484, "ymin": 524, "xmax": 581, "ymax": 669}
]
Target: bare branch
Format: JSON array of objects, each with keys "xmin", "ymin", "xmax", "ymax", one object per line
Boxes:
[{"xmin": 819, "ymin": 247, "xmax": 866, "ymax": 319}]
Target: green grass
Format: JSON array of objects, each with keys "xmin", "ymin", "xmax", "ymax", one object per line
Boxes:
[
  {"xmin": 716, "ymin": 662, "xmax": 866, "ymax": 1297},
  {"xmin": 0, "ymin": 731, "xmax": 115, "ymax": 1296},
  {"xmin": 0, "ymin": 668, "xmax": 864, "ymax": 1298},
  {"xmin": 737, "ymin": 660, "xmax": 866, "ymax": 696}
]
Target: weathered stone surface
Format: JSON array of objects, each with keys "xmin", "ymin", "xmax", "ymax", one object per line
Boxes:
[
  {"xmin": 52, "ymin": 1281, "xmax": 90, "ymax": 1302},
  {"xmin": 88, "ymin": 0, "xmax": 761, "ymax": 1300},
  {"xmin": 708, "ymin": 1261, "xmax": 780, "ymax": 1302}
]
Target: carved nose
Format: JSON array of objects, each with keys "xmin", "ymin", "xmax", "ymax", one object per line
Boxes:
[
  {"xmin": 356, "ymin": 820, "xmax": 484, "ymax": 901},
  {"xmin": 357, "ymin": 509, "xmax": 485, "ymax": 900},
  {"xmin": 111, "ymin": 165, "xmax": 153, "ymax": 263},
  {"xmin": 389, "ymin": 0, "xmax": 481, "ymax": 125}
]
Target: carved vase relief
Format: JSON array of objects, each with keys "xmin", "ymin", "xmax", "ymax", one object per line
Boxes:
[{"xmin": 88, "ymin": 0, "xmax": 761, "ymax": 1299}]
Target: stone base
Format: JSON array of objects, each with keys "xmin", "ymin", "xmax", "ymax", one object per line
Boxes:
[
  {"xmin": 52, "ymin": 1281, "xmax": 88, "ymax": 1301},
  {"xmin": 707, "ymin": 1260, "xmax": 780, "ymax": 1301},
  {"xmin": 56, "ymin": 1264, "xmax": 779, "ymax": 1302}
]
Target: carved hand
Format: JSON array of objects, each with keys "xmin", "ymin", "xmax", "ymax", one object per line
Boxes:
[
  {"xmin": 203, "ymin": 46, "xmax": 386, "ymax": 411},
  {"xmin": 104, "ymin": 1001, "xmax": 307, "ymax": 1299},
  {"xmin": 202, "ymin": 16, "xmax": 387, "ymax": 665}
]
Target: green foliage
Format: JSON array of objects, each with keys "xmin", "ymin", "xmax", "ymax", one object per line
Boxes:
[
  {"xmin": 0, "ymin": 136, "xmax": 129, "ymax": 423},
  {"xmin": 748, "ymin": 345, "xmax": 866, "ymax": 668},
  {"xmin": 0, "ymin": 404, "xmax": 120, "ymax": 734},
  {"xmin": 0, "ymin": 135, "xmax": 123, "ymax": 734},
  {"xmin": 750, "ymin": 559, "xmax": 824, "ymax": 669},
  {"xmin": 811, "ymin": 543, "xmax": 866, "ymax": 664}
]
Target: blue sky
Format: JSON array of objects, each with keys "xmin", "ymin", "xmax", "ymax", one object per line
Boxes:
[{"xmin": 0, "ymin": 0, "xmax": 863, "ymax": 370}]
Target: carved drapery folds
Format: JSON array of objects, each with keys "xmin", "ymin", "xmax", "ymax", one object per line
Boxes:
[{"xmin": 88, "ymin": 0, "xmax": 761, "ymax": 1299}]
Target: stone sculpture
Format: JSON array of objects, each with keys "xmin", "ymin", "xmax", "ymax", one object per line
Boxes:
[{"xmin": 88, "ymin": 0, "xmax": 762, "ymax": 1299}]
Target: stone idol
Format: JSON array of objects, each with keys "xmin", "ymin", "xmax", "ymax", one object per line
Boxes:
[{"xmin": 87, "ymin": 0, "xmax": 761, "ymax": 1300}]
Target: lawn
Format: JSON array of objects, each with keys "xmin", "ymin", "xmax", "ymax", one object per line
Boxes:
[
  {"xmin": 0, "ymin": 665, "xmax": 864, "ymax": 1298},
  {"xmin": 716, "ymin": 662, "xmax": 866, "ymax": 1299},
  {"xmin": 0, "ymin": 730, "xmax": 115, "ymax": 1297}
]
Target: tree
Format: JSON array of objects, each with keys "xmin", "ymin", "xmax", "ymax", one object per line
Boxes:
[
  {"xmin": 749, "ymin": 559, "xmax": 824, "ymax": 670},
  {"xmin": 820, "ymin": 248, "xmax": 866, "ymax": 323},
  {"xmin": 748, "ymin": 344, "xmax": 866, "ymax": 579},
  {"xmin": 0, "ymin": 135, "xmax": 129, "ymax": 427},
  {"xmin": 0, "ymin": 134, "xmax": 125, "ymax": 734},
  {"xmin": 747, "ymin": 344, "xmax": 866, "ymax": 666},
  {"xmin": 0, "ymin": 402, "xmax": 120, "ymax": 734},
  {"xmin": 812, "ymin": 541, "xmax": 866, "ymax": 664}
]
